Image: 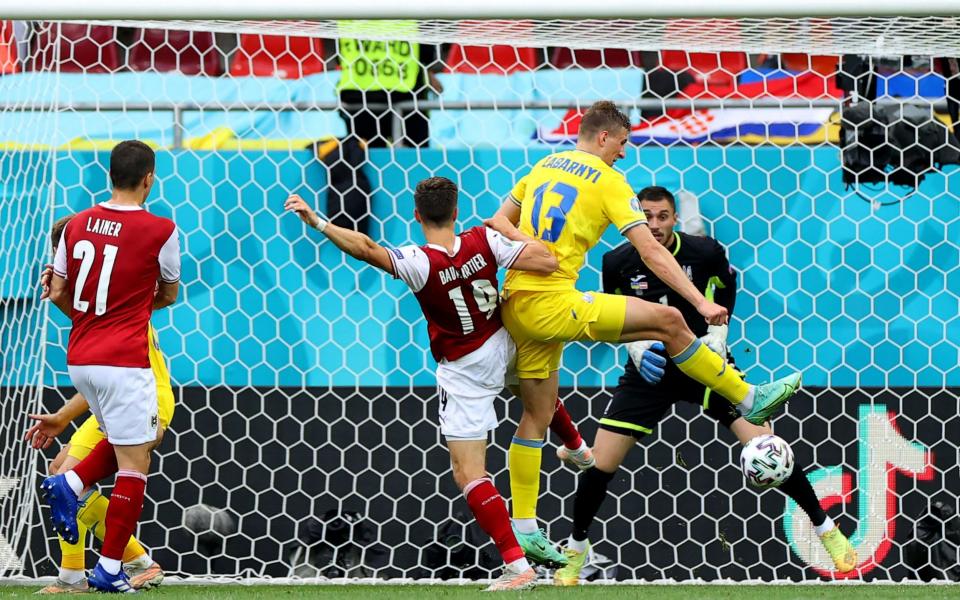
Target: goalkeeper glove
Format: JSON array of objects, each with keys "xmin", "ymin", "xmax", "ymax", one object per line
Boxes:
[
  {"xmin": 699, "ymin": 324, "xmax": 728, "ymax": 357},
  {"xmin": 627, "ymin": 340, "xmax": 667, "ymax": 385}
]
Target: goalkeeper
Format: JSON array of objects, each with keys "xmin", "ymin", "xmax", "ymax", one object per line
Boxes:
[{"xmin": 553, "ymin": 187, "xmax": 856, "ymax": 585}]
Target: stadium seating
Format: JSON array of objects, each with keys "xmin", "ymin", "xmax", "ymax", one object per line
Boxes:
[
  {"xmin": 659, "ymin": 50, "xmax": 748, "ymax": 89},
  {"xmin": 32, "ymin": 23, "xmax": 119, "ymax": 73},
  {"xmin": 128, "ymin": 29, "xmax": 222, "ymax": 76},
  {"xmin": 445, "ymin": 44, "xmax": 539, "ymax": 74},
  {"xmin": 0, "ymin": 21, "xmax": 18, "ymax": 74},
  {"xmin": 549, "ymin": 48, "xmax": 642, "ymax": 69},
  {"xmin": 229, "ymin": 34, "xmax": 326, "ymax": 79}
]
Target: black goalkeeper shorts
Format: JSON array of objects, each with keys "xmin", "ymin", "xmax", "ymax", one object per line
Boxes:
[{"xmin": 599, "ymin": 359, "xmax": 741, "ymax": 439}]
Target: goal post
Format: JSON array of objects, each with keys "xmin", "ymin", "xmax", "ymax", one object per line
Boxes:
[{"xmin": 0, "ymin": 7, "xmax": 957, "ymax": 583}]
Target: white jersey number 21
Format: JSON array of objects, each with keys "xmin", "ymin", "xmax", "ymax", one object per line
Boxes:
[{"xmin": 72, "ymin": 241, "xmax": 118, "ymax": 316}]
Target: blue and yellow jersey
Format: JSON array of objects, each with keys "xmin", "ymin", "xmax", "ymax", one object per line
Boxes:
[{"xmin": 503, "ymin": 149, "xmax": 646, "ymax": 292}]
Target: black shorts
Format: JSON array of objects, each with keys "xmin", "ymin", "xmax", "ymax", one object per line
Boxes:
[{"xmin": 599, "ymin": 359, "xmax": 741, "ymax": 439}]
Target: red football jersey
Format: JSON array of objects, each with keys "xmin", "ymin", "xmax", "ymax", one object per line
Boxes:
[
  {"xmin": 53, "ymin": 203, "xmax": 180, "ymax": 367},
  {"xmin": 389, "ymin": 226, "xmax": 525, "ymax": 362}
]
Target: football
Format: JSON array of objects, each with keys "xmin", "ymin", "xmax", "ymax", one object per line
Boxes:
[{"xmin": 740, "ymin": 434, "xmax": 795, "ymax": 489}]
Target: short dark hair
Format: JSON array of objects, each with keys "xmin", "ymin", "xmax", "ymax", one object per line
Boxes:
[
  {"xmin": 414, "ymin": 177, "xmax": 459, "ymax": 226},
  {"xmin": 110, "ymin": 140, "xmax": 155, "ymax": 190},
  {"xmin": 50, "ymin": 214, "xmax": 74, "ymax": 251},
  {"xmin": 579, "ymin": 101, "xmax": 630, "ymax": 139},
  {"xmin": 637, "ymin": 186, "xmax": 676, "ymax": 212}
]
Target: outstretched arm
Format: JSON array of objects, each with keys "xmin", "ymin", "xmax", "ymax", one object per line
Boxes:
[
  {"xmin": 24, "ymin": 392, "xmax": 89, "ymax": 449},
  {"xmin": 624, "ymin": 225, "xmax": 727, "ymax": 326},
  {"xmin": 285, "ymin": 194, "xmax": 394, "ymax": 275}
]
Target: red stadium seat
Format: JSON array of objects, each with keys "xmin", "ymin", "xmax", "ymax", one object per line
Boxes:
[
  {"xmin": 445, "ymin": 44, "xmax": 539, "ymax": 74},
  {"xmin": 128, "ymin": 29, "xmax": 221, "ymax": 76},
  {"xmin": 32, "ymin": 23, "xmax": 119, "ymax": 73},
  {"xmin": 230, "ymin": 34, "xmax": 325, "ymax": 79},
  {"xmin": 549, "ymin": 47, "xmax": 641, "ymax": 69},
  {"xmin": 660, "ymin": 50, "xmax": 748, "ymax": 88},
  {"xmin": 0, "ymin": 21, "xmax": 19, "ymax": 74}
]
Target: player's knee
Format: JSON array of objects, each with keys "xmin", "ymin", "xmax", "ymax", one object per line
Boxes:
[{"xmin": 657, "ymin": 306, "xmax": 686, "ymax": 337}]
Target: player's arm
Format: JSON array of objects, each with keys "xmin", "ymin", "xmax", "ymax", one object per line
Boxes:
[
  {"xmin": 285, "ymin": 194, "xmax": 394, "ymax": 275},
  {"xmin": 492, "ymin": 173, "xmax": 527, "ymax": 226},
  {"xmin": 154, "ymin": 225, "xmax": 182, "ymax": 309},
  {"xmin": 483, "ymin": 215, "xmax": 558, "ymax": 274},
  {"xmin": 24, "ymin": 392, "xmax": 89, "ymax": 449},
  {"xmin": 624, "ymin": 224, "xmax": 727, "ymax": 325},
  {"xmin": 700, "ymin": 239, "xmax": 739, "ymax": 355},
  {"xmin": 47, "ymin": 233, "xmax": 71, "ymax": 316}
]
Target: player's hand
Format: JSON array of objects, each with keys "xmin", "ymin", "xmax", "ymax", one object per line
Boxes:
[
  {"xmin": 627, "ymin": 341, "xmax": 667, "ymax": 384},
  {"xmin": 284, "ymin": 194, "xmax": 322, "ymax": 229},
  {"xmin": 23, "ymin": 413, "xmax": 68, "ymax": 449},
  {"xmin": 483, "ymin": 214, "xmax": 516, "ymax": 236},
  {"xmin": 697, "ymin": 299, "xmax": 728, "ymax": 326},
  {"xmin": 700, "ymin": 324, "xmax": 729, "ymax": 357},
  {"xmin": 39, "ymin": 264, "xmax": 53, "ymax": 300}
]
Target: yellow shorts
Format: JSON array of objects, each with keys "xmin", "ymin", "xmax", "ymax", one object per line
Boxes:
[
  {"xmin": 67, "ymin": 325, "xmax": 175, "ymax": 460},
  {"xmin": 501, "ymin": 289, "xmax": 627, "ymax": 379}
]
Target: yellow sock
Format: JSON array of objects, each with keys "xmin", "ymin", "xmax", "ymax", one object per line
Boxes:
[
  {"xmin": 508, "ymin": 437, "xmax": 544, "ymax": 520},
  {"xmin": 78, "ymin": 490, "xmax": 148, "ymax": 563},
  {"xmin": 77, "ymin": 490, "xmax": 109, "ymax": 542},
  {"xmin": 672, "ymin": 339, "xmax": 750, "ymax": 404},
  {"xmin": 58, "ymin": 525, "xmax": 87, "ymax": 571}
]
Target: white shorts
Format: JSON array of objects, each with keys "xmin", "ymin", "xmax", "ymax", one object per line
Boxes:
[
  {"xmin": 436, "ymin": 326, "xmax": 516, "ymax": 441},
  {"xmin": 68, "ymin": 365, "xmax": 159, "ymax": 446}
]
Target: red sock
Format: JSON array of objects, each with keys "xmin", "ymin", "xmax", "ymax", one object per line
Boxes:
[
  {"xmin": 72, "ymin": 439, "xmax": 119, "ymax": 488},
  {"xmin": 551, "ymin": 399, "xmax": 583, "ymax": 450},
  {"xmin": 464, "ymin": 478, "xmax": 524, "ymax": 564},
  {"xmin": 100, "ymin": 470, "xmax": 147, "ymax": 560}
]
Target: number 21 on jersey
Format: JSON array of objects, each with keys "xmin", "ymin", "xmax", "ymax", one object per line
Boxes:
[
  {"xmin": 531, "ymin": 181, "xmax": 579, "ymax": 242},
  {"xmin": 73, "ymin": 240, "xmax": 118, "ymax": 315}
]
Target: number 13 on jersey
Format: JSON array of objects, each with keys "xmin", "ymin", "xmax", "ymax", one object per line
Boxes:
[{"xmin": 531, "ymin": 181, "xmax": 579, "ymax": 243}]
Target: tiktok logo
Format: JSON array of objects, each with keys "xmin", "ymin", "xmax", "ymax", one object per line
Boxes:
[{"xmin": 783, "ymin": 405, "xmax": 935, "ymax": 578}]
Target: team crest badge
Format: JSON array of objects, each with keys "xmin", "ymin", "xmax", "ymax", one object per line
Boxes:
[{"xmin": 150, "ymin": 414, "xmax": 158, "ymax": 429}]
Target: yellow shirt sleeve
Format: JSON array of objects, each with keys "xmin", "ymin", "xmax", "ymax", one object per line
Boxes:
[
  {"xmin": 602, "ymin": 174, "xmax": 647, "ymax": 234},
  {"xmin": 508, "ymin": 174, "xmax": 528, "ymax": 207}
]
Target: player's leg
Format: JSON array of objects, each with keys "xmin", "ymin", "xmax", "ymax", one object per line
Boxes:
[
  {"xmin": 556, "ymin": 370, "xmax": 672, "ymax": 585},
  {"xmin": 552, "ymin": 399, "xmax": 594, "ymax": 471},
  {"xmin": 707, "ymin": 398, "xmax": 857, "ymax": 572},
  {"xmin": 447, "ymin": 440, "xmax": 535, "ymax": 591},
  {"xmin": 37, "ymin": 450, "xmax": 90, "ymax": 594},
  {"xmin": 71, "ymin": 366, "xmax": 159, "ymax": 592},
  {"xmin": 437, "ymin": 328, "xmax": 536, "ymax": 591},
  {"xmin": 618, "ymin": 295, "xmax": 800, "ymax": 425}
]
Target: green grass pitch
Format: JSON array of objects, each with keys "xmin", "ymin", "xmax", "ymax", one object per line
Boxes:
[{"xmin": 2, "ymin": 584, "xmax": 960, "ymax": 599}]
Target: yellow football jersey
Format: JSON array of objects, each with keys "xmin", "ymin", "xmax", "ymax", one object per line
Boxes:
[{"xmin": 504, "ymin": 149, "xmax": 646, "ymax": 292}]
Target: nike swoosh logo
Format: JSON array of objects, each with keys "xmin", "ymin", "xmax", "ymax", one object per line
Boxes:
[{"xmin": 717, "ymin": 362, "xmax": 726, "ymax": 377}]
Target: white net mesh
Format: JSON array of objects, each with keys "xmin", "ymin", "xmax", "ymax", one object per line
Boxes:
[{"xmin": 0, "ymin": 17, "xmax": 958, "ymax": 583}]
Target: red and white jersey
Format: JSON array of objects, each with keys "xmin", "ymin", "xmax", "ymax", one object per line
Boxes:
[
  {"xmin": 53, "ymin": 202, "xmax": 180, "ymax": 368},
  {"xmin": 389, "ymin": 226, "xmax": 525, "ymax": 362}
]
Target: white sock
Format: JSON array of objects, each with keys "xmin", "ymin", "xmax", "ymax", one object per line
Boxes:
[
  {"xmin": 98, "ymin": 557, "xmax": 122, "ymax": 576},
  {"xmin": 125, "ymin": 553, "xmax": 152, "ymax": 570},
  {"xmin": 574, "ymin": 439, "xmax": 589, "ymax": 453},
  {"xmin": 567, "ymin": 536, "xmax": 589, "ymax": 553},
  {"xmin": 58, "ymin": 568, "xmax": 85, "ymax": 584},
  {"xmin": 505, "ymin": 557, "xmax": 531, "ymax": 573},
  {"xmin": 512, "ymin": 518, "xmax": 537, "ymax": 534},
  {"xmin": 64, "ymin": 471, "xmax": 84, "ymax": 497},
  {"xmin": 814, "ymin": 516, "xmax": 836, "ymax": 537},
  {"xmin": 737, "ymin": 386, "xmax": 755, "ymax": 414}
]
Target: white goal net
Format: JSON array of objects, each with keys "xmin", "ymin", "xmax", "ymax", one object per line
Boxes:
[{"xmin": 0, "ymin": 11, "xmax": 958, "ymax": 583}]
